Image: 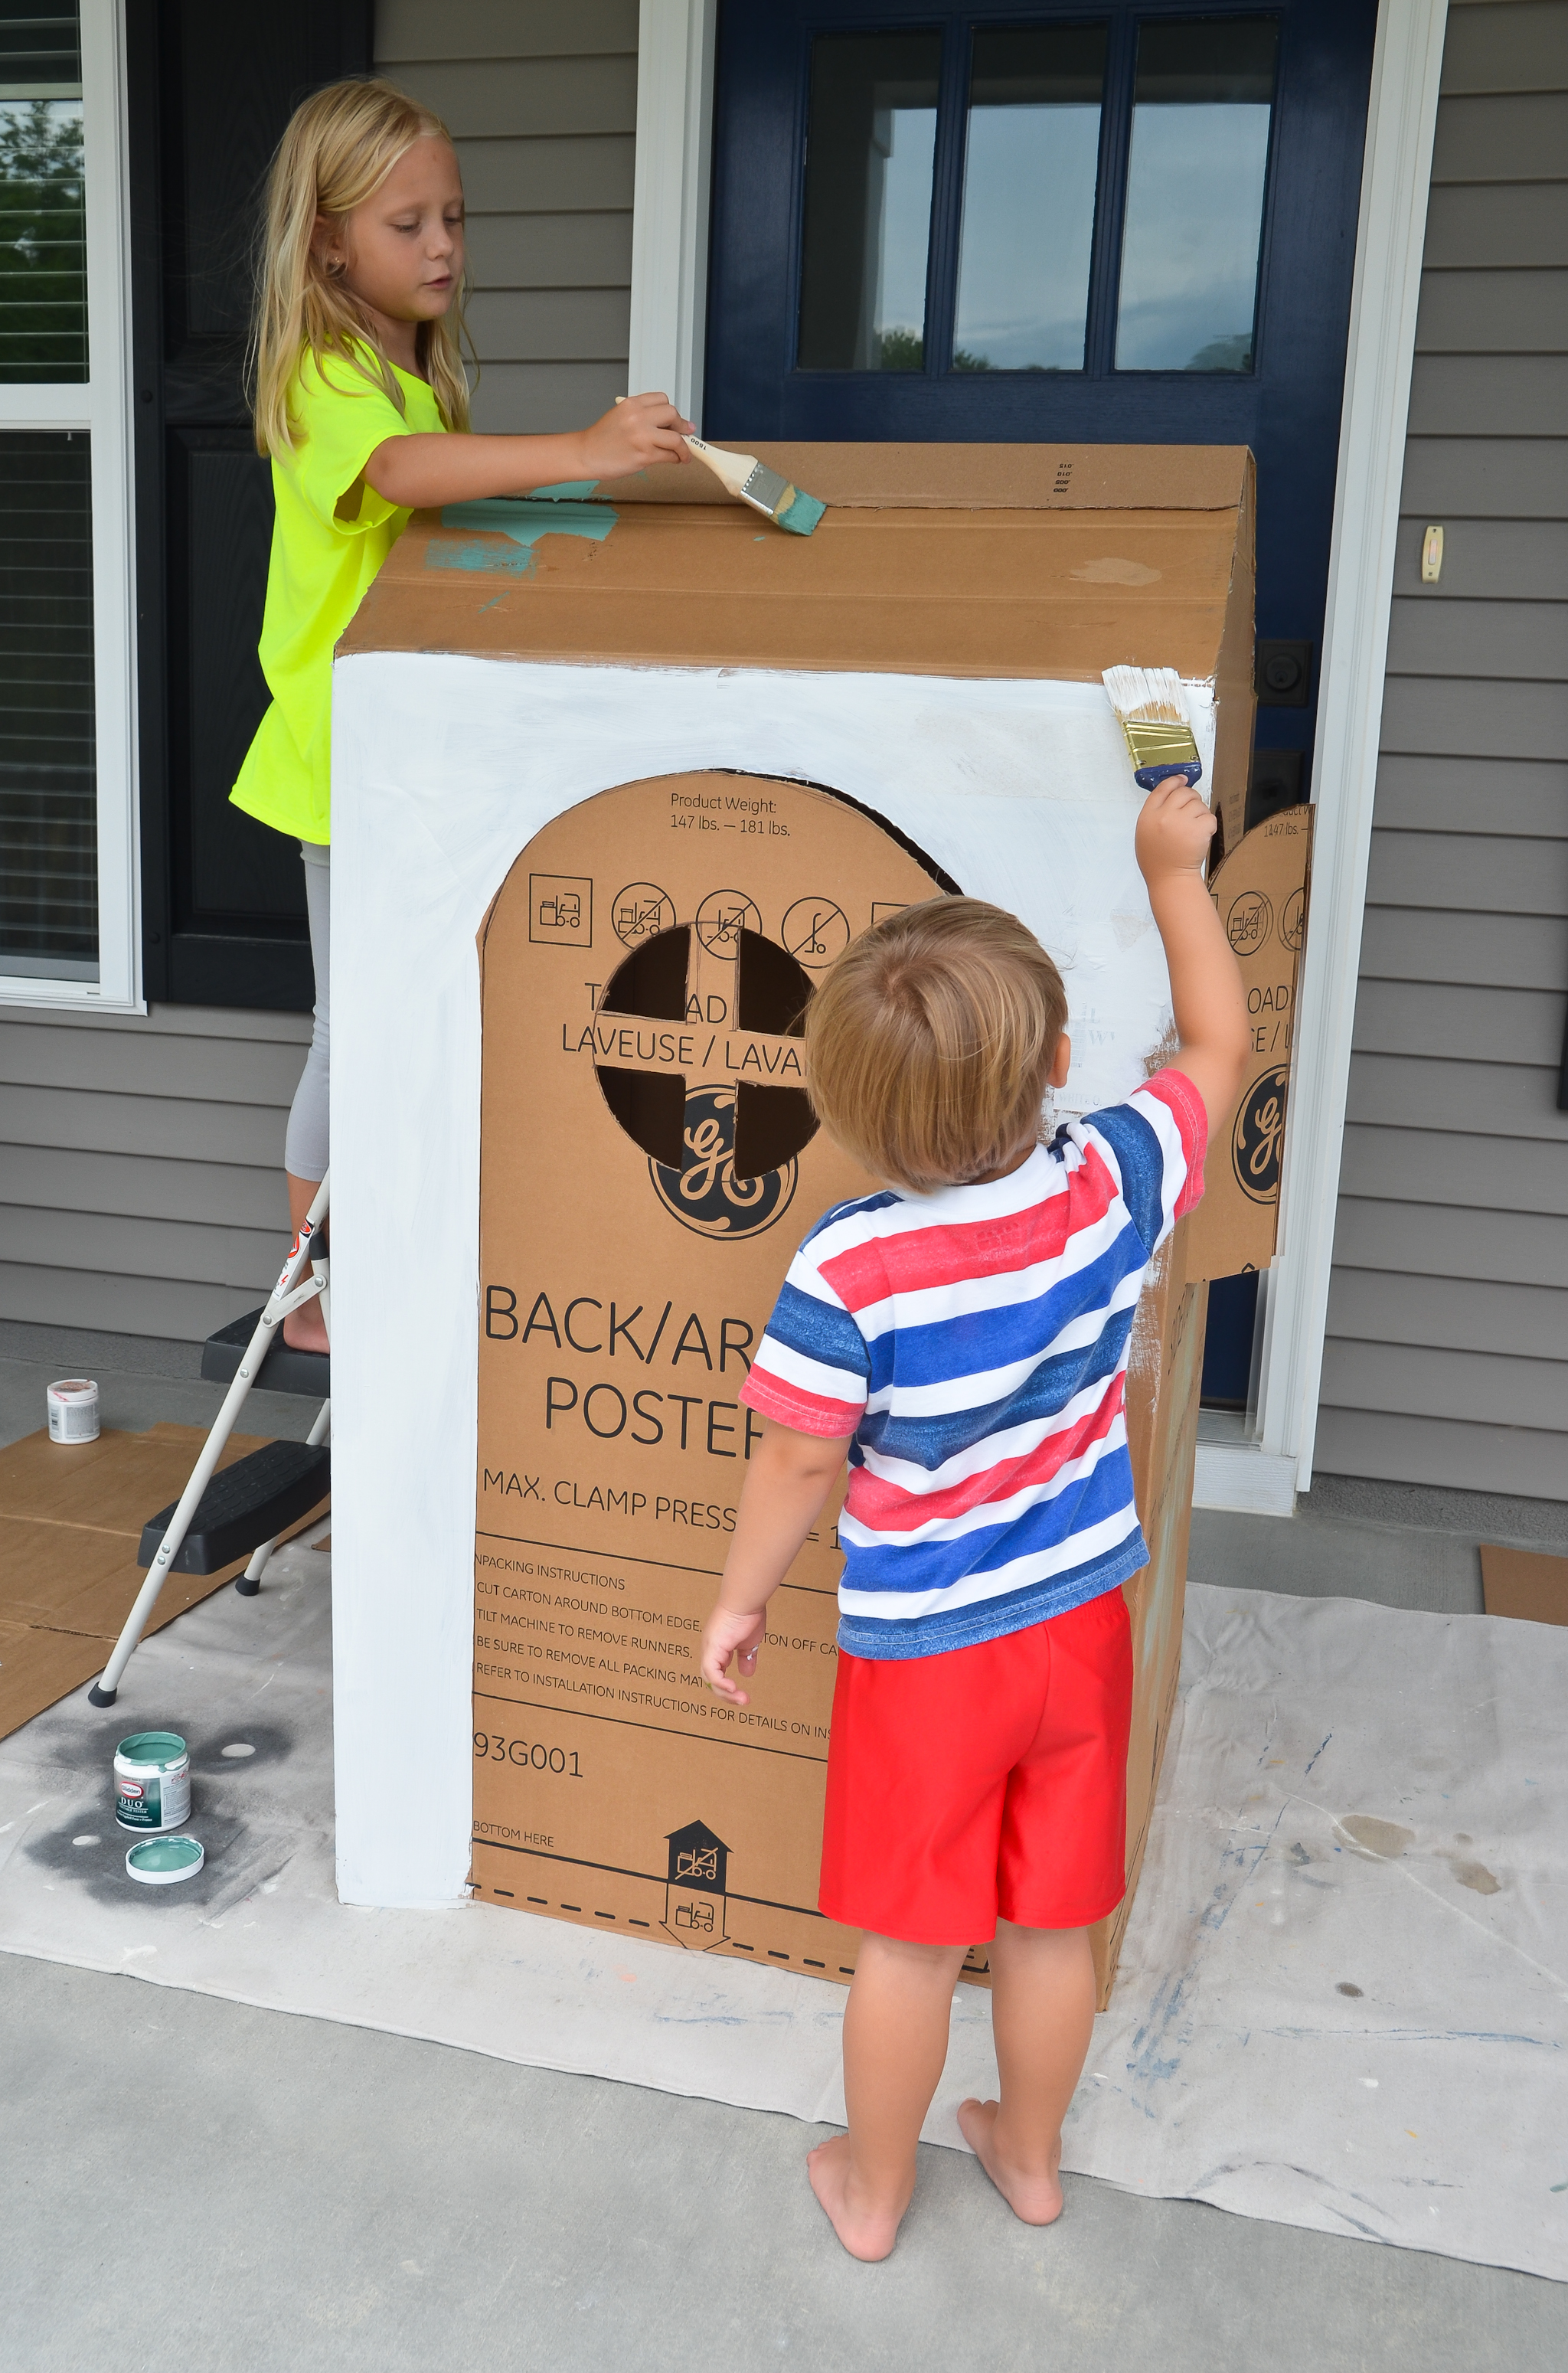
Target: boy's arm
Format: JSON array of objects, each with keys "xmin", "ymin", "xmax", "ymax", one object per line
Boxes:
[
  {"xmin": 1135, "ymin": 778, "xmax": 1251, "ymax": 1137},
  {"xmin": 699, "ymin": 1418, "xmax": 853, "ymax": 1707},
  {"xmin": 363, "ymin": 391, "xmax": 693, "ymax": 508}
]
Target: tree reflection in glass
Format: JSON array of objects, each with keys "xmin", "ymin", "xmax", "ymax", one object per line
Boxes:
[
  {"xmin": 797, "ymin": 31, "xmax": 940, "ymax": 371},
  {"xmin": 1115, "ymin": 16, "xmax": 1279, "ymax": 374},
  {"xmin": 952, "ymin": 25, "xmax": 1106, "ymax": 374}
]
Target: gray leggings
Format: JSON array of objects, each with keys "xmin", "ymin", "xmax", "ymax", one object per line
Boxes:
[{"xmin": 284, "ymin": 840, "xmax": 330, "ymax": 1178}]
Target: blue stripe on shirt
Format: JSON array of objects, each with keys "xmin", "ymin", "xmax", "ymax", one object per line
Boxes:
[
  {"xmin": 855, "ymin": 1304, "xmax": 1135, "ymax": 1469},
  {"xmin": 858, "ymin": 1220, "xmax": 1145, "ymax": 1394},
  {"xmin": 841, "ymin": 1446, "xmax": 1136, "ymax": 1591},
  {"xmin": 1082, "ymin": 1102, "xmax": 1166, "ymax": 1256},
  {"xmin": 760, "ymin": 1278, "xmax": 872, "ymax": 1391},
  {"xmin": 837, "ymin": 1524, "xmax": 1148, "ymax": 1659}
]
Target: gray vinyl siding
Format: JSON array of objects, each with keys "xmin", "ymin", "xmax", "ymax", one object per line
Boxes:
[
  {"xmin": 1316, "ymin": 0, "xmax": 1568, "ymax": 1502},
  {"xmin": 0, "ymin": 1005, "xmax": 310, "ymax": 1343},
  {"xmin": 0, "ymin": 2, "xmax": 639, "ymax": 1345},
  {"xmin": 375, "ymin": 0, "xmax": 638, "ymax": 433}
]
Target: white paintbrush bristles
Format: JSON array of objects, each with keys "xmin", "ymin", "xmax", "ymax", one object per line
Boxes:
[
  {"xmin": 1101, "ymin": 665, "xmax": 1203, "ymax": 789},
  {"xmin": 1101, "ymin": 664, "xmax": 1189, "ymax": 729}
]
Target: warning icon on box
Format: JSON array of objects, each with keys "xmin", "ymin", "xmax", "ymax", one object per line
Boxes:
[
  {"xmin": 663, "ymin": 1819, "xmax": 730, "ymax": 1950},
  {"xmin": 531, "ymin": 873, "xmax": 593, "ymax": 944}
]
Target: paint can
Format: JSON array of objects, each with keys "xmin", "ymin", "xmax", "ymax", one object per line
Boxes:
[
  {"xmin": 114, "ymin": 1732, "xmax": 191, "ymax": 1831},
  {"xmin": 47, "ymin": 1378, "xmax": 100, "ymax": 1443},
  {"xmin": 125, "ymin": 1835, "xmax": 204, "ymax": 1885}
]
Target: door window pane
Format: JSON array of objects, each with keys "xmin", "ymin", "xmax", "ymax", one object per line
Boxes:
[
  {"xmin": 953, "ymin": 25, "xmax": 1106, "ymax": 374},
  {"xmin": 0, "ymin": 1, "xmax": 87, "ymax": 382},
  {"xmin": 798, "ymin": 32, "xmax": 941, "ymax": 371},
  {"xmin": 1115, "ymin": 16, "xmax": 1279, "ymax": 373},
  {"xmin": 0, "ymin": 430, "xmax": 96, "ymax": 978}
]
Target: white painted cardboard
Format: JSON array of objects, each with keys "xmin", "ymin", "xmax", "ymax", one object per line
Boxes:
[{"xmin": 329, "ymin": 652, "xmax": 1213, "ymax": 1908}]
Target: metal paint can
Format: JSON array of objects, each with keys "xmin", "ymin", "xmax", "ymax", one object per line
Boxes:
[
  {"xmin": 47, "ymin": 1378, "xmax": 100, "ymax": 1443},
  {"xmin": 114, "ymin": 1732, "xmax": 191, "ymax": 1831},
  {"xmin": 126, "ymin": 1835, "xmax": 204, "ymax": 1885}
]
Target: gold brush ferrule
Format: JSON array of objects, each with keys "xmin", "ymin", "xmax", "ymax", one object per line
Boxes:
[{"xmin": 1119, "ymin": 717, "xmax": 1200, "ymax": 772}]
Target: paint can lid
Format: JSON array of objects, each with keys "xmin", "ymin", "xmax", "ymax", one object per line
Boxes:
[
  {"xmin": 116, "ymin": 1731, "xmax": 187, "ymax": 1770},
  {"xmin": 125, "ymin": 1835, "xmax": 204, "ymax": 1885}
]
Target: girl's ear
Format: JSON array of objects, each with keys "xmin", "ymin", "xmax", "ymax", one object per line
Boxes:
[{"xmin": 311, "ymin": 211, "xmax": 345, "ymax": 279}]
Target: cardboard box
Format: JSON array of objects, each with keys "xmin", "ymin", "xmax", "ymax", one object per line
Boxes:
[{"xmin": 339, "ymin": 445, "xmax": 1286, "ymax": 1995}]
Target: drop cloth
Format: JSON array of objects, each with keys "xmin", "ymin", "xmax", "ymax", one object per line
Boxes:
[{"xmin": 1, "ymin": 1539, "xmax": 1562, "ymax": 2280}]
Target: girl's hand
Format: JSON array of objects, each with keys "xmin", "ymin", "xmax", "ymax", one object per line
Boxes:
[
  {"xmin": 578, "ymin": 391, "xmax": 694, "ymax": 479},
  {"xmin": 1135, "ymin": 776, "xmax": 1217, "ymax": 887},
  {"xmin": 701, "ymin": 1603, "xmax": 767, "ymax": 1706}
]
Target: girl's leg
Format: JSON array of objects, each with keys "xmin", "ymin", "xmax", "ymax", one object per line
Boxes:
[
  {"xmin": 283, "ymin": 842, "xmax": 331, "ymax": 1352},
  {"xmin": 808, "ymin": 1931, "xmax": 967, "ymax": 2261},
  {"xmin": 957, "ymin": 1917, "xmax": 1096, "ymax": 2224}
]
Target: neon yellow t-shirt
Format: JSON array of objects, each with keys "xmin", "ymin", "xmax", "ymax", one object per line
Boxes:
[{"xmin": 230, "ymin": 346, "xmax": 446, "ymax": 844}]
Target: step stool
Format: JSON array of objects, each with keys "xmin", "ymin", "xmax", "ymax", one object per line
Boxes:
[{"xmin": 87, "ymin": 1175, "xmax": 332, "ymax": 1707}]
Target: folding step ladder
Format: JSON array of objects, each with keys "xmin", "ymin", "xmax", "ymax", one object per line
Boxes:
[{"xmin": 88, "ymin": 1175, "xmax": 333, "ymax": 1708}]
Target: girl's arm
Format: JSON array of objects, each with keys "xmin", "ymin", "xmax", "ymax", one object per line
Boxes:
[
  {"xmin": 364, "ymin": 389, "xmax": 693, "ymax": 509},
  {"xmin": 1135, "ymin": 777, "xmax": 1251, "ymax": 1136},
  {"xmin": 699, "ymin": 1418, "xmax": 853, "ymax": 1707}
]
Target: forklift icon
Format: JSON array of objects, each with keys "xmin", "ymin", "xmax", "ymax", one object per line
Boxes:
[
  {"xmin": 529, "ymin": 873, "xmax": 593, "ymax": 945},
  {"xmin": 662, "ymin": 1819, "xmax": 730, "ymax": 1950}
]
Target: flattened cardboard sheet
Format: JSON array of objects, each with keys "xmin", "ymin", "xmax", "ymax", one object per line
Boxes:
[
  {"xmin": 1186, "ymin": 802, "xmax": 1313, "ymax": 1284},
  {"xmin": 0, "ymin": 1425, "xmax": 328, "ymax": 1740},
  {"xmin": 1481, "ymin": 1545, "xmax": 1568, "ymax": 1627}
]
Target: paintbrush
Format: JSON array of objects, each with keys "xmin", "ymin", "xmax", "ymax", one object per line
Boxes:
[
  {"xmin": 615, "ymin": 400, "xmax": 826, "ymax": 535},
  {"xmin": 1101, "ymin": 665, "xmax": 1204, "ymax": 790}
]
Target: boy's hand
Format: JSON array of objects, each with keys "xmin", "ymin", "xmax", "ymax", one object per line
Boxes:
[
  {"xmin": 701, "ymin": 1603, "xmax": 767, "ymax": 1707},
  {"xmin": 1135, "ymin": 777, "xmax": 1217, "ymax": 887},
  {"xmin": 577, "ymin": 391, "xmax": 694, "ymax": 479}
]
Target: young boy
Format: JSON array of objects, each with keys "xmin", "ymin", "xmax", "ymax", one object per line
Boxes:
[{"xmin": 697, "ymin": 779, "xmax": 1249, "ymax": 2261}]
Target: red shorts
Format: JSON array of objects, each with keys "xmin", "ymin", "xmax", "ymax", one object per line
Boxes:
[{"xmin": 818, "ymin": 1586, "xmax": 1133, "ymax": 1946}]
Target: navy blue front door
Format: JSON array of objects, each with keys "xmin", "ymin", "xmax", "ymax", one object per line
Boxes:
[{"xmin": 704, "ymin": 0, "xmax": 1376, "ymax": 1404}]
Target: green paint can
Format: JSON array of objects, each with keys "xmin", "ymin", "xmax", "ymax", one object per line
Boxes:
[
  {"xmin": 114, "ymin": 1731, "xmax": 191, "ymax": 1831},
  {"xmin": 125, "ymin": 1835, "xmax": 204, "ymax": 1885}
]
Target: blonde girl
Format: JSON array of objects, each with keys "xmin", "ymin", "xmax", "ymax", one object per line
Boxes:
[{"xmin": 233, "ymin": 80, "xmax": 691, "ymax": 1348}]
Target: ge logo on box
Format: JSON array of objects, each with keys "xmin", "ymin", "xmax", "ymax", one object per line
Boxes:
[{"xmin": 1233, "ymin": 1067, "xmax": 1289, "ymax": 1204}]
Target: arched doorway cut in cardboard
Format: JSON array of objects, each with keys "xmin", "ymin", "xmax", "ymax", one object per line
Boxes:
[{"xmin": 470, "ymin": 772, "xmax": 984, "ymax": 1982}]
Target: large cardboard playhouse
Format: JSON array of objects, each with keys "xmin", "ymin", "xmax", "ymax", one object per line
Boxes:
[{"xmin": 328, "ymin": 446, "xmax": 1307, "ymax": 2002}]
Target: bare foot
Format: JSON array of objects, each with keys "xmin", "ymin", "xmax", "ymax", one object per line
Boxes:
[
  {"xmin": 282, "ymin": 1296, "xmax": 330, "ymax": 1354},
  {"xmin": 957, "ymin": 2097, "xmax": 1065, "ymax": 2226},
  {"xmin": 806, "ymin": 2134, "xmax": 908, "ymax": 2262}
]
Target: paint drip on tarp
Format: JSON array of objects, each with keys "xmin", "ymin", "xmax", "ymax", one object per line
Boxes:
[
  {"xmin": 115, "ymin": 1732, "xmax": 191, "ymax": 1831},
  {"xmin": 430, "ymin": 497, "xmax": 617, "ymax": 576}
]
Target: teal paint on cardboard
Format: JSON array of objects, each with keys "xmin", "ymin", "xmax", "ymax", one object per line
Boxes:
[{"xmin": 431, "ymin": 498, "xmax": 617, "ymax": 577}]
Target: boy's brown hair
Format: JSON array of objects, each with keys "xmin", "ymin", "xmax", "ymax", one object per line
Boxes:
[{"xmin": 805, "ymin": 898, "xmax": 1069, "ymax": 1194}]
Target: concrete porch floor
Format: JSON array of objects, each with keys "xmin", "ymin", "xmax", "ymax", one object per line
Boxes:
[{"xmin": 3, "ymin": 1320, "xmax": 1566, "ymax": 2372}]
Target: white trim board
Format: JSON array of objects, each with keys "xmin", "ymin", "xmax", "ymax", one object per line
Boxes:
[
  {"xmin": 1192, "ymin": 1443, "xmax": 1298, "ymax": 1518},
  {"xmin": 626, "ymin": 0, "xmax": 717, "ymax": 426},
  {"xmin": 1254, "ymin": 0, "xmax": 1449, "ymax": 1486},
  {"xmin": 0, "ymin": 0, "xmax": 142, "ymax": 1015}
]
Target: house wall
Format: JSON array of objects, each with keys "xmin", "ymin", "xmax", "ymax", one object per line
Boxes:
[
  {"xmin": 0, "ymin": 0, "xmax": 639, "ymax": 1346},
  {"xmin": 1315, "ymin": 0, "xmax": 1568, "ymax": 1500}
]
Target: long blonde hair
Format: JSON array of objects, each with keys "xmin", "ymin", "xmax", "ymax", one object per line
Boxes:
[{"xmin": 250, "ymin": 78, "xmax": 472, "ymax": 456}]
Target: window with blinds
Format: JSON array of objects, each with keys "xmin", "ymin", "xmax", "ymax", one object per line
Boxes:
[
  {"xmin": 0, "ymin": 1, "xmax": 94, "ymax": 982},
  {"xmin": 0, "ymin": 430, "xmax": 94, "ymax": 975},
  {"xmin": 0, "ymin": 2, "xmax": 87, "ymax": 381}
]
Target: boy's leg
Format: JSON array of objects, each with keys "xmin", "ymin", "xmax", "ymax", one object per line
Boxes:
[
  {"xmin": 958, "ymin": 1917, "xmax": 1096, "ymax": 2225},
  {"xmin": 808, "ymin": 1931, "xmax": 968, "ymax": 2261}
]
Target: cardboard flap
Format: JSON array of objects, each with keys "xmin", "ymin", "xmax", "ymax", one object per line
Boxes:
[
  {"xmin": 590, "ymin": 443, "xmax": 1252, "ymax": 512},
  {"xmin": 1184, "ymin": 803, "xmax": 1312, "ymax": 1283}
]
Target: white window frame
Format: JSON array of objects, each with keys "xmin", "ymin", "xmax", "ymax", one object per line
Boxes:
[{"xmin": 0, "ymin": 0, "xmax": 139, "ymax": 1013}]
